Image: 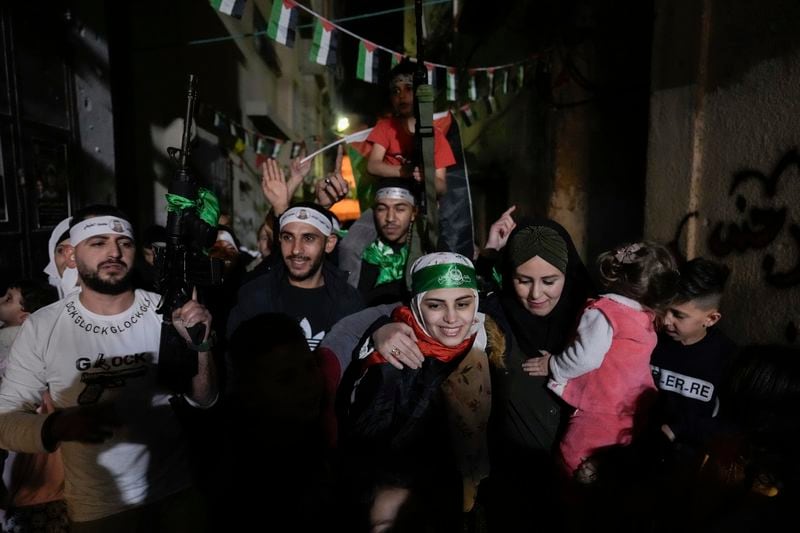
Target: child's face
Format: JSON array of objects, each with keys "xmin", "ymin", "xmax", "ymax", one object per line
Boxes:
[
  {"xmin": 0, "ymin": 288, "xmax": 27, "ymax": 326},
  {"xmin": 662, "ymin": 299, "xmax": 720, "ymax": 345},
  {"xmin": 390, "ymin": 79, "xmax": 414, "ymax": 118}
]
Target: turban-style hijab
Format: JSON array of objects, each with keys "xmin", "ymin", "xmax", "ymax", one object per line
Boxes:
[
  {"xmin": 499, "ymin": 218, "xmax": 595, "ymax": 355},
  {"xmin": 507, "ymin": 225, "xmax": 568, "ymax": 274}
]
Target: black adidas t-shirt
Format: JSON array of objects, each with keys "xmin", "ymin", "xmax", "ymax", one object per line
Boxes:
[{"xmin": 281, "ymin": 282, "xmax": 336, "ymax": 351}]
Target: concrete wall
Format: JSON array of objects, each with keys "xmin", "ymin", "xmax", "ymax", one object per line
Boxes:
[{"xmin": 646, "ymin": 0, "xmax": 800, "ymax": 345}]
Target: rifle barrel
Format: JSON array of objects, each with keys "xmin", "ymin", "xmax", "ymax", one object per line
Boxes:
[{"xmin": 179, "ymin": 75, "xmax": 197, "ymax": 169}]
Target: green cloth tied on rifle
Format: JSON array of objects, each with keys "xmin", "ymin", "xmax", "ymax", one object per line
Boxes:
[
  {"xmin": 165, "ymin": 188, "xmax": 221, "ymax": 228},
  {"xmin": 362, "ymin": 240, "xmax": 409, "ymax": 286}
]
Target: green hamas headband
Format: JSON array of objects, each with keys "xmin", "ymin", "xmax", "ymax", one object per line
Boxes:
[
  {"xmin": 508, "ymin": 225, "xmax": 569, "ymax": 274},
  {"xmin": 412, "ymin": 263, "xmax": 478, "ymax": 294}
]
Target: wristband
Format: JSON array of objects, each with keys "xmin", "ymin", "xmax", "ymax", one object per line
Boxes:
[{"xmin": 187, "ymin": 331, "xmax": 216, "ymax": 352}]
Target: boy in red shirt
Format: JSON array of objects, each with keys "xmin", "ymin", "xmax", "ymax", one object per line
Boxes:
[{"xmin": 366, "ymin": 60, "xmax": 456, "ymax": 196}]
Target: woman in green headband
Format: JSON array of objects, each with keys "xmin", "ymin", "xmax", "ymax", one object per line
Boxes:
[{"xmin": 337, "ymin": 252, "xmax": 493, "ymax": 527}]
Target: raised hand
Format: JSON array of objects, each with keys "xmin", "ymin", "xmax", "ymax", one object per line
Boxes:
[
  {"xmin": 485, "ymin": 205, "xmax": 517, "ymax": 251},
  {"xmin": 288, "ymin": 147, "xmax": 312, "ymax": 195},
  {"xmin": 313, "ymin": 146, "xmax": 348, "ymax": 208},
  {"xmin": 261, "ymin": 159, "xmax": 290, "ymax": 215}
]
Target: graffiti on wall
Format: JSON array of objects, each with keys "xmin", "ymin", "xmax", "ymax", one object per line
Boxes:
[
  {"xmin": 670, "ymin": 149, "xmax": 800, "ymax": 343},
  {"xmin": 707, "ymin": 149, "xmax": 800, "ymax": 289}
]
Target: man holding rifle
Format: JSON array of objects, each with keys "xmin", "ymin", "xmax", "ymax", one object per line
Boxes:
[{"xmin": 0, "ymin": 204, "xmax": 216, "ymax": 532}]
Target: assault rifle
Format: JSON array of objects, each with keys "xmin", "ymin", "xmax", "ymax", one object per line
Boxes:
[
  {"xmin": 154, "ymin": 75, "xmax": 223, "ymax": 393},
  {"xmin": 412, "ymin": 0, "xmax": 438, "ymax": 251}
]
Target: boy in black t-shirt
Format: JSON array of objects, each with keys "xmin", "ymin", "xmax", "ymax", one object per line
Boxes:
[{"xmin": 650, "ymin": 258, "xmax": 736, "ymax": 458}]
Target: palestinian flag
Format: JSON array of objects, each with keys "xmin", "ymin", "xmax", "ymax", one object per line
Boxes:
[
  {"xmin": 271, "ymin": 140, "xmax": 283, "ymax": 158},
  {"xmin": 291, "ymin": 141, "xmax": 303, "ymax": 158},
  {"xmin": 356, "ymin": 41, "xmax": 379, "ymax": 83},
  {"xmin": 309, "ymin": 18, "xmax": 337, "ymax": 66},
  {"xmin": 391, "ymin": 52, "xmax": 403, "ymax": 69},
  {"xmin": 460, "ymin": 104, "xmax": 476, "ymax": 127},
  {"xmin": 501, "ymin": 69, "xmax": 509, "ymax": 94},
  {"xmin": 485, "ymin": 95, "xmax": 497, "ymax": 115},
  {"xmin": 468, "ymin": 69, "xmax": 477, "ymax": 101},
  {"xmin": 267, "ymin": 0, "xmax": 298, "ymax": 47},
  {"xmin": 425, "ymin": 62, "xmax": 436, "ymax": 86},
  {"xmin": 340, "ymin": 128, "xmax": 374, "ymax": 210},
  {"xmin": 210, "ymin": 0, "xmax": 245, "ymax": 18},
  {"xmin": 255, "ymin": 137, "xmax": 269, "ymax": 169},
  {"xmin": 487, "ymin": 68, "xmax": 495, "ymax": 94},
  {"xmin": 446, "ymin": 68, "xmax": 456, "ymax": 102}
]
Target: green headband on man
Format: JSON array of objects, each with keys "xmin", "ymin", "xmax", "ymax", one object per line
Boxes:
[{"xmin": 508, "ymin": 225, "xmax": 568, "ymax": 273}]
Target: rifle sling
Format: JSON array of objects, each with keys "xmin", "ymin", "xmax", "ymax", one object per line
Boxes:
[{"xmin": 415, "ymin": 83, "xmax": 438, "ymax": 251}]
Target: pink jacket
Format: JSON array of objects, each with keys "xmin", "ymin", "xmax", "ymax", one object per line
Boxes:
[{"xmin": 562, "ymin": 297, "xmax": 657, "ymax": 416}]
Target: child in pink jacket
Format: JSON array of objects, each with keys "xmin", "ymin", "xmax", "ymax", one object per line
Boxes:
[{"xmin": 527, "ymin": 242, "xmax": 677, "ymax": 480}]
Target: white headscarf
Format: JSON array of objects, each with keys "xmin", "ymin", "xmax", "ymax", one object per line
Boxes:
[
  {"xmin": 409, "ymin": 252, "xmax": 480, "ymax": 339},
  {"xmin": 43, "ymin": 217, "xmax": 79, "ymax": 298}
]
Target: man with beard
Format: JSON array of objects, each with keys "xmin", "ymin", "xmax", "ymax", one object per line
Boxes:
[
  {"xmin": 226, "ymin": 202, "xmax": 363, "ymax": 350},
  {"xmin": 0, "ymin": 205, "xmax": 217, "ymax": 531},
  {"xmin": 352, "ymin": 178, "xmax": 417, "ymax": 306}
]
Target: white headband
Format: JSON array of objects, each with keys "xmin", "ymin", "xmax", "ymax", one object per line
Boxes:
[
  {"xmin": 279, "ymin": 207, "xmax": 332, "ymax": 237},
  {"xmin": 216, "ymin": 230, "xmax": 237, "ymax": 249},
  {"xmin": 375, "ymin": 187, "xmax": 415, "ymax": 205},
  {"xmin": 69, "ymin": 216, "xmax": 134, "ymax": 245}
]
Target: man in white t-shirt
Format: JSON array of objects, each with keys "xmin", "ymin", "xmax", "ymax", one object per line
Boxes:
[{"xmin": 0, "ymin": 205, "xmax": 217, "ymax": 532}]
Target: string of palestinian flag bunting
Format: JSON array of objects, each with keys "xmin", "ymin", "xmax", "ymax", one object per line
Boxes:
[{"xmin": 207, "ymin": 0, "xmax": 532, "ymax": 161}]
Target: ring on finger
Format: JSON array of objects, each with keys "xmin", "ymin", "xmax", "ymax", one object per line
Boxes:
[
  {"xmin": 325, "ymin": 178, "xmax": 332, "ymax": 185},
  {"xmin": 390, "ymin": 346, "xmax": 400, "ymax": 356}
]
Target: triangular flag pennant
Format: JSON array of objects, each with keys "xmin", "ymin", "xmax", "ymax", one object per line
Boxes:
[
  {"xmin": 485, "ymin": 95, "xmax": 497, "ymax": 115},
  {"xmin": 518, "ymin": 64, "xmax": 525, "ymax": 89},
  {"xmin": 210, "ymin": 0, "xmax": 245, "ymax": 19},
  {"xmin": 229, "ymin": 122, "xmax": 238, "ymax": 137},
  {"xmin": 271, "ymin": 140, "xmax": 283, "ymax": 158},
  {"xmin": 256, "ymin": 137, "xmax": 268, "ymax": 154},
  {"xmin": 234, "ymin": 137, "xmax": 246, "ymax": 154},
  {"xmin": 468, "ymin": 69, "xmax": 477, "ymax": 101},
  {"xmin": 460, "ymin": 104, "xmax": 475, "ymax": 127},
  {"xmin": 501, "ymin": 69, "xmax": 509, "ymax": 94},
  {"xmin": 213, "ymin": 112, "xmax": 224, "ymax": 129},
  {"xmin": 425, "ymin": 62, "xmax": 436, "ymax": 86},
  {"xmin": 291, "ymin": 141, "xmax": 303, "ymax": 158},
  {"xmin": 309, "ymin": 18, "xmax": 337, "ymax": 66},
  {"xmin": 487, "ymin": 68, "xmax": 495, "ymax": 94},
  {"xmin": 267, "ymin": 0, "xmax": 298, "ymax": 47},
  {"xmin": 391, "ymin": 52, "xmax": 403, "ymax": 69},
  {"xmin": 446, "ymin": 68, "xmax": 457, "ymax": 102},
  {"xmin": 356, "ymin": 41, "xmax": 380, "ymax": 83}
]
